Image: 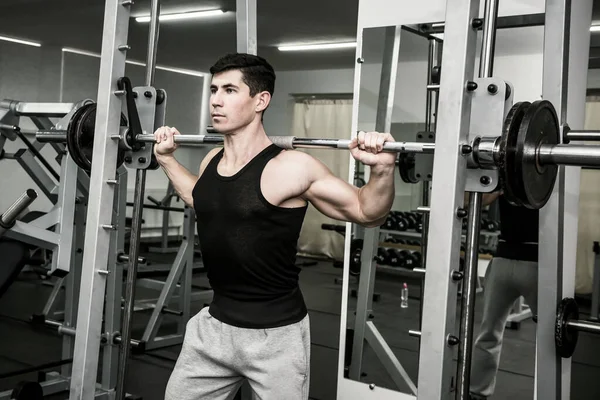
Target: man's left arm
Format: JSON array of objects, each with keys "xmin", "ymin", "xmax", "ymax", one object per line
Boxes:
[{"xmin": 302, "ymin": 131, "xmax": 397, "ymax": 227}]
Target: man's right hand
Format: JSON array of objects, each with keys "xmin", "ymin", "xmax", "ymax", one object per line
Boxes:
[{"xmin": 153, "ymin": 126, "xmax": 180, "ymax": 157}]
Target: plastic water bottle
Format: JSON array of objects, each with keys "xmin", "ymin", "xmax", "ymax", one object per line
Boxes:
[{"xmin": 401, "ymin": 282, "xmax": 409, "ymax": 308}]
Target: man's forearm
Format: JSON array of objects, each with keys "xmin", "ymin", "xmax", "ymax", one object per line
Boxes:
[
  {"xmin": 358, "ymin": 165, "xmax": 395, "ymax": 226},
  {"xmin": 156, "ymin": 155, "xmax": 198, "ymax": 206}
]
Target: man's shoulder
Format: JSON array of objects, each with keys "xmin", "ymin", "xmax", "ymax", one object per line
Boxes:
[{"xmin": 272, "ymin": 149, "xmax": 322, "ymax": 171}]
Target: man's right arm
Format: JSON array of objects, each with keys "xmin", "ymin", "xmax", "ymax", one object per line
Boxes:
[
  {"xmin": 153, "ymin": 126, "xmax": 220, "ymax": 207},
  {"xmin": 156, "ymin": 155, "xmax": 198, "ymax": 206}
]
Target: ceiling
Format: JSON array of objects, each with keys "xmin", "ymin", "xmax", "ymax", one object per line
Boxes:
[{"xmin": 1, "ymin": 0, "xmax": 600, "ymax": 72}]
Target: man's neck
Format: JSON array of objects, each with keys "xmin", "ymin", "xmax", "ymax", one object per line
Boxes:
[{"xmin": 222, "ymin": 123, "xmax": 272, "ymax": 168}]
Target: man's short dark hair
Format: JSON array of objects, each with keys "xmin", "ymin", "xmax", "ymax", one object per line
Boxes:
[{"xmin": 210, "ymin": 53, "xmax": 276, "ymax": 98}]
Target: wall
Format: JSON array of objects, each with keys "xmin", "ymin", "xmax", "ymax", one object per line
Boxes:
[{"xmin": 588, "ymin": 69, "xmax": 600, "ymax": 88}]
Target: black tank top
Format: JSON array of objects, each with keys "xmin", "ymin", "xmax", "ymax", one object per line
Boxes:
[
  {"xmin": 192, "ymin": 144, "xmax": 308, "ymax": 328},
  {"xmin": 495, "ymin": 196, "xmax": 539, "ymax": 262}
]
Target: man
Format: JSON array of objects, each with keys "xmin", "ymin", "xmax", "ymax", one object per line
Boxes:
[
  {"xmin": 153, "ymin": 53, "xmax": 397, "ymax": 400},
  {"xmin": 469, "ymin": 191, "xmax": 539, "ymax": 400}
]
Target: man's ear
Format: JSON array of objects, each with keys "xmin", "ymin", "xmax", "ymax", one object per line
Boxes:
[{"xmin": 255, "ymin": 91, "xmax": 271, "ymax": 113}]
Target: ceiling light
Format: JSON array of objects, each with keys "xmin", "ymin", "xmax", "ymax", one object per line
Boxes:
[
  {"xmin": 61, "ymin": 47, "xmax": 207, "ymax": 77},
  {"xmin": 278, "ymin": 42, "xmax": 357, "ymax": 52},
  {"xmin": 591, "ymin": 25, "xmax": 600, "ymax": 32},
  {"xmin": 0, "ymin": 35, "xmax": 41, "ymax": 47},
  {"xmin": 135, "ymin": 9, "xmax": 224, "ymax": 23}
]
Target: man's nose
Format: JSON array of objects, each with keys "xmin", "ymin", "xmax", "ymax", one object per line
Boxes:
[{"xmin": 211, "ymin": 93, "xmax": 223, "ymax": 108}]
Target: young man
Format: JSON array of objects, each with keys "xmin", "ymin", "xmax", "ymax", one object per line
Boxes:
[
  {"xmin": 469, "ymin": 191, "xmax": 539, "ymax": 400},
  {"xmin": 154, "ymin": 53, "xmax": 397, "ymax": 400}
]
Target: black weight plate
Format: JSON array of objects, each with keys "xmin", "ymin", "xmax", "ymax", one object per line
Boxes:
[
  {"xmin": 75, "ymin": 103, "xmax": 97, "ymax": 171},
  {"xmin": 555, "ymin": 297, "xmax": 579, "ymax": 358},
  {"xmin": 349, "ymin": 239, "xmax": 363, "ymax": 277},
  {"xmin": 398, "ymin": 153, "xmax": 418, "ymax": 184},
  {"xmin": 516, "ymin": 100, "xmax": 560, "ymax": 209},
  {"xmin": 10, "ymin": 381, "xmax": 43, "ymax": 400},
  {"xmin": 498, "ymin": 101, "xmax": 530, "ymax": 207},
  {"xmin": 72, "ymin": 104, "xmax": 128, "ymax": 172},
  {"xmin": 66, "ymin": 103, "xmax": 95, "ymax": 171}
]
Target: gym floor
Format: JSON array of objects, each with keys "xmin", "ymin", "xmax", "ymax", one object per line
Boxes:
[{"xmin": 1, "ymin": 250, "xmax": 600, "ymax": 400}]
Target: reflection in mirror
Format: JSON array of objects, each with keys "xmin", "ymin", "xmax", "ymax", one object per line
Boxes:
[{"xmin": 343, "ymin": 23, "xmax": 440, "ymax": 395}]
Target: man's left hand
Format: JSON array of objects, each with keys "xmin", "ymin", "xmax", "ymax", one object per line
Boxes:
[{"xmin": 349, "ymin": 131, "xmax": 397, "ymax": 170}]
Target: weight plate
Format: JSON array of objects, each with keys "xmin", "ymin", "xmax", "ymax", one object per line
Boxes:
[
  {"xmin": 66, "ymin": 103, "xmax": 94, "ymax": 171},
  {"xmin": 515, "ymin": 100, "xmax": 560, "ymax": 209},
  {"xmin": 75, "ymin": 103, "xmax": 97, "ymax": 171},
  {"xmin": 555, "ymin": 297, "xmax": 579, "ymax": 358},
  {"xmin": 67, "ymin": 103, "xmax": 128, "ymax": 172},
  {"xmin": 349, "ymin": 239, "xmax": 363, "ymax": 277},
  {"xmin": 498, "ymin": 101, "xmax": 530, "ymax": 207},
  {"xmin": 10, "ymin": 381, "xmax": 43, "ymax": 400},
  {"xmin": 398, "ymin": 153, "xmax": 418, "ymax": 184}
]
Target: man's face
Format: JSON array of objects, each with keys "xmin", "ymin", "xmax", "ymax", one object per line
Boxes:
[{"xmin": 210, "ymin": 69, "xmax": 259, "ymax": 133}]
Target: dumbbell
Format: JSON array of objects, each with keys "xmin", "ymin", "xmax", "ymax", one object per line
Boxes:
[
  {"xmin": 392, "ymin": 214, "xmax": 409, "ymax": 231},
  {"xmin": 400, "ymin": 212, "xmax": 418, "ymax": 230},
  {"xmin": 481, "ymin": 219, "xmax": 499, "ymax": 231},
  {"xmin": 385, "ymin": 249, "xmax": 402, "ymax": 267},
  {"xmin": 411, "ymin": 251, "xmax": 423, "ymax": 267},
  {"xmin": 375, "ymin": 248, "xmax": 389, "ymax": 265},
  {"xmin": 398, "ymin": 250, "xmax": 420, "ymax": 268}
]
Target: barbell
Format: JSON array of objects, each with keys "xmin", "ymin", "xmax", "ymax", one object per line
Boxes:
[
  {"xmin": 555, "ymin": 297, "xmax": 600, "ymax": 358},
  {"xmin": 35, "ymin": 100, "xmax": 600, "ymax": 210}
]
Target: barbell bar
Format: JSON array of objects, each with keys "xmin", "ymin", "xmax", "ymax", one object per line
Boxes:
[
  {"xmin": 32, "ymin": 99, "xmax": 600, "ymax": 210},
  {"xmin": 34, "ymin": 128, "xmax": 600, "ymax": 167},
  {"xmin": 37, "ymin": 131, "xmax": 436, "ymax": 154},
  {"xmin": 31, "ymin": 129, "xmax": 600, "ymax": 166}
]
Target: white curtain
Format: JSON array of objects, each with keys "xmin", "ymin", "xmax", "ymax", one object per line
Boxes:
[
  {"xmin": 291, "ymin": 99, "xmax": 353, "ymax": 260},
  {"xmin": 575, "ymin": 98, "xmax": 600, "ymax": 294}
]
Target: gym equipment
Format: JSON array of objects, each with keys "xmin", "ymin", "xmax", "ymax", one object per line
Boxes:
[
  {"xmin": 64, "ymin": 103, "xmax": 128, "ymax": 172},
  {"xmin": 350, "ymin": 239, "xmax": 363, "ymax": 276},
  {"xmin": 9, "ymin": 381, "xmax": 43, "ymax": 400},
  {"xmin": 0, "ymin": 190, "xmax": 38, "ymax": 298},
  {"xmin": 385, "ymin": 249, "xmax": 402, "ymax": 267},
  {"xmin": 0, "ymin": 189, "xmax": 37, "ymax": 238},
  {"xmin": 38, "ymin": 99, "xmax": 600, "ymax": 211},
  {"xmin": 480, "ymin": 218, "xmax": 499, "ymax": 231},
  {"xmin": 398, "ymin": 152, "xmax": 419, "ymax": 183},
  {"xmin": 554, "ymin": 297, "xmax": 600, "ymax": 358}
]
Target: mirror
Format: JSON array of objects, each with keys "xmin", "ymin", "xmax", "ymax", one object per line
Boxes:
[
  {"xmin": 342, "ymin": 21, "xmax": 542, "ymax": 399},
  {"xmin": 342, "ymin": 23, "xmax": 439, "ymax": 396}
]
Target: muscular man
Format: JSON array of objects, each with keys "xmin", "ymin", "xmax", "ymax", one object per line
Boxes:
[
  {"xmin": 153, "ymin": 53, "xmax": 397, "ymax": 400},
  {"xmin": 469, "ymin": 191, "xmax": 539, "ymax": 400}
]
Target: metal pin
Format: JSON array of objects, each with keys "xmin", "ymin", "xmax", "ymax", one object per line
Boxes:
[
  {"xmin": 118, "ymin": 45, "xmax": 131, "ymax": 51},
  {"xmin": 121, "ymin": 0, "xmax": 134, "ymax": 5},
  {"xmin": 101, "ymin": 224, "xmax": 116, "ymax": 230},
  {"xmin": 106, "ymin": 179, "xmax": 118, "ymax": 185},
  {"xmin": 114, "ymin": 90, "xmax": 126, "ymax": 96},
  {"xmin": 111, "ymin": 134, "xmax": 122, "ymax": 140},
  {"xmin": 97, "ymin": 270, "xmax": 109, "ymax": 276}
]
